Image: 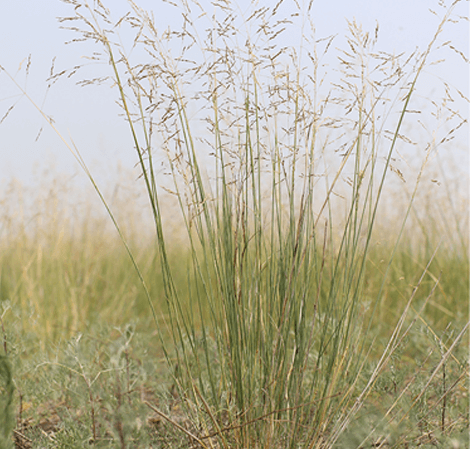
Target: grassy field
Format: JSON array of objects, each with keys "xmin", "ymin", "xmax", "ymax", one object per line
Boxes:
[
  {"xmin": 1, "ymin": 0, "xmax": 468, "ymax": 447},
  {"xmin": 2, "ymin": 185, "xmax": 468, "ymax": 448}
]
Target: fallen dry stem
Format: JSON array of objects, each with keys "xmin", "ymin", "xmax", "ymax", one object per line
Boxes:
[{"xmin": 144, "ymin": 400, "xmax": 209, "ymax": 449}]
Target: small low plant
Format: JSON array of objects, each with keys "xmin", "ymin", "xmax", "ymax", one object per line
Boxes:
[{"xmin": 0, "ymin": 355, "xmax": 14, "ymax": 449}]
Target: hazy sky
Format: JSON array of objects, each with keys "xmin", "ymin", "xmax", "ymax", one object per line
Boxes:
[{"xmin": 0, "ymin": 0, "xmax": 468, "ymax": 188}]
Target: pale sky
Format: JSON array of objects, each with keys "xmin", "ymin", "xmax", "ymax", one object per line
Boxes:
[{"xmin": 0, "ymin": 0, "xmax": 468, "ymax": 189}]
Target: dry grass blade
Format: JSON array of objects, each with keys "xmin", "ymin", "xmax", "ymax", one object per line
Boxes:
[{"xmin": 144, "ymin": 400, "xmax": 209, "ymax": 448}]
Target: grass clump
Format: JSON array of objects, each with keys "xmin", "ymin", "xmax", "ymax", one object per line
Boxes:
[{"xmin": 0, "ymin": 0, "xmax": 468, "ymax": 447}]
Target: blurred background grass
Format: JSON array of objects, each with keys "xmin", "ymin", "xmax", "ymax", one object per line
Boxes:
[{"xmin": 0, "ymin": 160, "xmax": 466, "ymax": 344}]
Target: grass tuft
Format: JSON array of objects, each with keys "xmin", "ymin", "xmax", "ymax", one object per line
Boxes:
[{"xmin": 0, "ymin": 0, "xmax": 468, "ymax": 447}]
